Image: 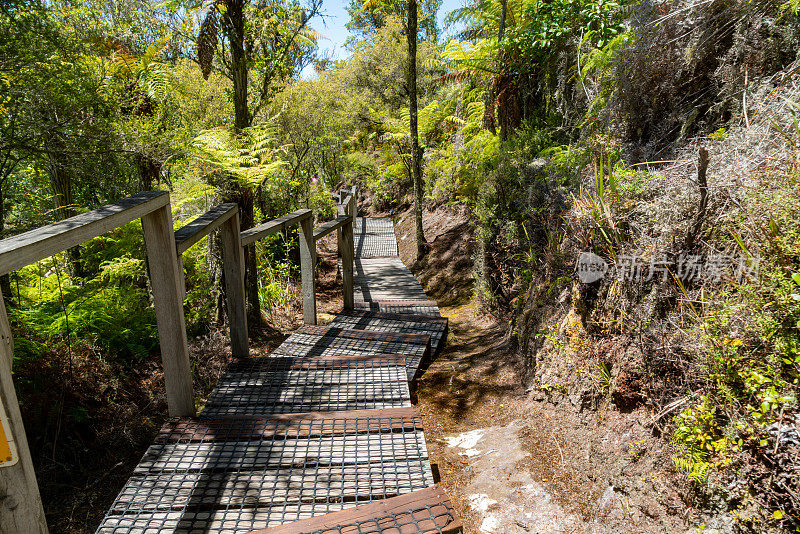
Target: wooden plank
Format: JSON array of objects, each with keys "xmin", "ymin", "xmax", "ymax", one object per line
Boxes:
[
  {"xmin": 174, "ymin": 203, "xmax": 237, "ymax": 255},
  {"xmin": 220, "ymin": 210, "xmax": 248, "ymax": 359},
  {"xmin": 0, "ymin": 190, "xmax": 168, "ymax": 276},
  {"xmin": 245, "ymin": 486, "xmax": 461, "ymax": 534},
  {"xmin": 313, "ymin": 215, "xmax": 351, "ymax": 241},
  {"xmin": 338, "ymin": 309, "xmax": 448, "ymax": 325},
  {"xmin": 295, "ymin": 325, "xmax": 431, "ymax": 346},
  {"xmin": 200, "ymin": 397, "xmax": 410, "ymax": 417},
  {"xmin": 299, "ymin": 214, "xmax": 316, "ymax": 325},
  {"xmin": 216, "ymin": 366, "xmax": 407, "ymax": 383},
  {"xmin": 202, "ymin": 377, "xmax": 411, "ymax": 416},
  {"xmin": 134, "ymin": 432, "xmax": 429, "ymax": 472},
  {"xmin": 157, "ymin": 407, "xmax": 422, "ymax": 442},
  {"xmin": 227, "ymin": 353, "xmax": 408, "ymax": 370},
  {"xmin": 0, "ymin": 289, "xmax": 48, "ymax": 533},
  {"xmin": 270, "ymin": 339, "xmax": 428, "ymax": 364},
  {"xmin": 108, "ymin": 462, "xmax": 434, "ymax": 509},
  {"xmin": 98, "ymin": 506, "xmax": 362, "ymax": 533},
  {"xmin": 354, "ymin": 300, "xmax": 439, "ymax": 308},
  {"xmin": 241, "ymin": 209, "xmax": 312, "ymax": 247},
  {"xmin": 142, "ymin": 202, "xmax": 195, "ymax": 417}
]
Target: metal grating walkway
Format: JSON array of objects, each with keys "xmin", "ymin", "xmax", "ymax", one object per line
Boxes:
[
  {"xmin": 353, "ymin": 217, "xmax": 397, "ymax": 258},
  {"xmin": 97, "ymin": 215, "xmax": 457, "ymax": 534},
  {"xmin": 329, "ymin": 311, "xmax": 448, "ymax": 357}
]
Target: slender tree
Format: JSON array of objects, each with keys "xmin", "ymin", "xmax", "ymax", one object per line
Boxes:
[
  {"xmin": 194, "ymin": 0, "xmax": 320, "ymax": 324},
  {"xmin": 357, "ymin": 0, "xmax": 430, "ymax": 260},
  {"xmin": 407, "ymin": 0, "xmax": 426, "ymax": 260}
]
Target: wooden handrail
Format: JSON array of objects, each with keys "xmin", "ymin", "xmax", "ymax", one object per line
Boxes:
[
  {"xmin": 0, "ymin": 190, "xmax": 169, "ymax": 276},
  {"xmin": 0, "ymin": 190, "xmax": 196, "ymax": 534},
  {"xmin": 238, "ymin": 208, "xmax": 315, "ymax": 324},
  {"xmin": 336, "ymin": 194, "xmax": 352, "ymax": 215},
  {"xmin": 240, "ymin": 209, "xmax": 312, "ymax": 247},
  {"xmin": 313, "ymin": 215, "xmax": 352, "ymax": 240},
  {"xmin": 0, "ymin": 187, "xmax": 361, "ymax": 532},
  {"xmin": 174, "ymin": 203, "xmax": 238, "ymax": 255},
  {"xmin": 174, "ymin": 203, "xmax": 247, "ymax": 359},
  {"xmin": 325, "ymin": 187, "xmax": 357, "ymax": 311}
]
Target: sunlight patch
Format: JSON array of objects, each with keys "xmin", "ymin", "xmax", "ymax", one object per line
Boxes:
[
  {"xmin": 444, "ymin": 429, "xmax": 485, "ymax": 449},
  {"xmin": 479, "ymin": 515, "xmax": 500, "ymax": 533}
]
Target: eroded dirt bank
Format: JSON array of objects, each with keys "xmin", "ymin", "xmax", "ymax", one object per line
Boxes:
[
  {"xmin": 418, "ymin": 300, "xmax": 689, "ymax": 534},
  {"xmin": 394, "ymin": 204, "xmax": 698, "ymax": 534}
]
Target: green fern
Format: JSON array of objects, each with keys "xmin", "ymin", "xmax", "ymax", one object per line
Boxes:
[
  {"xmin": 673, "ymin": 456, "xmax": 709, "ymax": 484},
  {"xmin": 782, "ymin": 0, "xmax": 800, "ymax": 14},
  {"xmin": 112, "ymin": 36, "xmax": 171, "ymax": 103},
  {"xmin": 579, "ymin": 31, "xmax": 631, "ymax": 127},
  {"xmin": 192, "ymin": 124, "xmax": 287, "ymax": 190}
]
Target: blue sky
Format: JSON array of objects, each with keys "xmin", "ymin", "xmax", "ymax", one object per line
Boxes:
[{"xmin": 303, "ymin": 0, "xmax": 465, "ymax": 77}]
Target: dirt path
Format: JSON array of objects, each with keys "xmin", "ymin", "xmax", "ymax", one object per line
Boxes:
[{"xmin": 416, "ymin": 300, "xmax": 688, "ymax": 534}]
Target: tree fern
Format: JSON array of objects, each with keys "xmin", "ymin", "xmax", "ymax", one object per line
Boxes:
[
  {"xmin": 192, "ymin": 124, "xmax": 287, "ymax": 190},
  {"xmin": 111, "ymin": 36, "xmax": 171, "ymax": 103}
]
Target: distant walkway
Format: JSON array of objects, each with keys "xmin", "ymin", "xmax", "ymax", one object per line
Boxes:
[{"xmin": 96, "ymin": 216, "xmax": 460, "ymax": 534}]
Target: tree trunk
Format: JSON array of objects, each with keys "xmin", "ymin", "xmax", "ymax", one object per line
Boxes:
[
  {"xmin": 223, "ymin": 0, "xmax": 261, "ymax": 324},
  {"xmin": 408, "ymin": 0, "xmax": 426, "ymax": 261},
  {"xmin": 227, "ymin": 0, "xmax": 249, "ymax": 131},
  {"xmin": 237, "ymin": 188, "xmax": 261, "ymax": 326},
  {"xmin": 137, "ymin": 155, "xmax": 161, "ymax": 191},
  {"xmin": 485, "ymin": 0, "xmax": 507, "ymax": 137},
  {"xmin": 48, "ymin": 152, "xmax": 84, "ymax": 279},
  {"xmin": 498, "ymin": 0, "xmax": 507, "ymax": 40}
]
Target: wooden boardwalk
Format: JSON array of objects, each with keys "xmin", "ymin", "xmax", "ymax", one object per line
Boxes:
[{"xmin": 96, "ymin": 216, "xmax": 460, "ymax": 534}]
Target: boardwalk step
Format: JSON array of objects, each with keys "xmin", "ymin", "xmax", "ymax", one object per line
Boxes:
[
  {"xmin": 330, "ymin": 311, "xmax": 448, "ymax": 356},
  {"xmin": 110, "ymin": 461, "xmax": 434, "ymax": 510},
  {"xmin": 353, "ymin": 300, "xmax": 441, "ymax": 317},
  {"xmin": 293, "ymin": 325, "xmax": 431, "ymax": 345},
  {"xmin": 245, "ymin": 486, "xmax": 461, "ymax": 534},
  {"xmin": 270, "ymin": 327, "xmax": 431, "ymax": 381},
  {"xmin": 337, "ymin": 310, "xmax": 447, "ymax": 325},
  {"xmin": 354, "ymin": 217, "xmax": 395, "ymax": 235},
  {"xmin": 201, "ymin": 355, "xmax": 412, "ymax": 416},
  {"xmin": 355, "ymin": 234, "xmax": 398, "ymax": 258},
  {"xmin": 97, "ymin": 409, "xmax": 436, "ymax": 534},
  {"xmin": 133, "ymin": 431, "xmax": 429, "ymax": 472},
  {"xmin": 353, "ymin": 217, "xmax": 397, "ymax": 258},
  {"xmin": 159, "ymin": 407, "xmax": 423, "ymax": 441},
  {"xmin": 353, "ymin": 258, "xmax": 429, "ymax": 302}
]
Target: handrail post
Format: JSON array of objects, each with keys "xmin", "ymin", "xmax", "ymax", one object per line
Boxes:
[
  {"xmin": 142, "ymin": 202, "xmax": 195, "ymax": 417},
  {"xmin": 0, "ymin": 289, "xmax": 48, "ymax": 534},
  {"xmin": 220, "ymin": 210, "xmax": 248, "ymax": 359},
  {"xmin": 349, "ymin": 191, "xmax": 356, "ymax": 229},
  {"xmin": 298, "ymin": 214, "xmax": 317, "ymax": 325},
  {"xmin": 341, "ymin": 218, "xmax": 355, "ymax": 310}
]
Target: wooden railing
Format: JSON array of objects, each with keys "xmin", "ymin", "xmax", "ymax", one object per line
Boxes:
[
  {"xmin": 174, "ymin": 203, "xmax": 247, "ymax": 359},
  {"xmin": 0, "ymin": 187, "xmax": 357, "ymax": 533}
]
